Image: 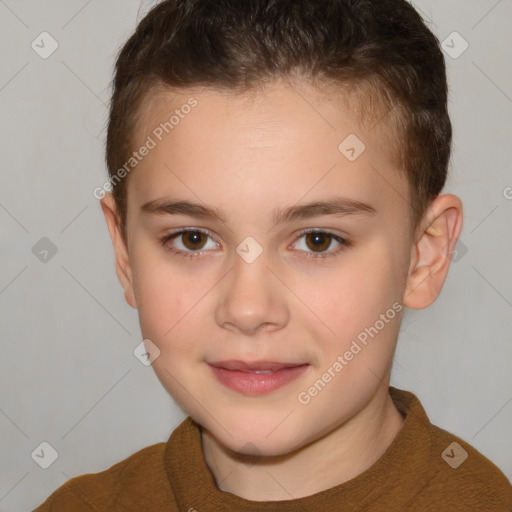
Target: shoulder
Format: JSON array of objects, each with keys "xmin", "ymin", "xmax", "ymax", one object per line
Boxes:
[
  {"xmin": 391, "ymin": 387, "xmax": 512, "ymax": 510},
  {"xmin": 33, "ymin": 441, "xmax": 168, "ymax": 511},
  {"xmin": 421, "ymin": 423, "xmax": 512, "ymax": 509}
]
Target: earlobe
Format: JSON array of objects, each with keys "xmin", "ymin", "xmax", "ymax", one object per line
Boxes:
[
  {"xmin": 99, "ymin": 193, "xmax": 138, "ymax": 309},
  {"xmin": 403, "ymin": 194, "xmax": 463, "ymax": 310}
]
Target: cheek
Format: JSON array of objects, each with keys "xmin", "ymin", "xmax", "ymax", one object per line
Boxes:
[
  {"xmin": 134, "ymin": 267, "xmax": 203, "ymax": 404},
  {"xmin": 130, "ymin": 247, "xmax": 188, "ymax": 340},
  {"xmin": 131, "ymin": 250, "xmax": 215, "ymax": 360},
  {"xmin": 298, "ymin": 244, "xmax": 401, "ymax": 339}
]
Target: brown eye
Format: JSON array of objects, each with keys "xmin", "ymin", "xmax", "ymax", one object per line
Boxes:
[
  {"xmin": 304, "ymin": 231, "xmax": 332, "ymax": 252},
  {"xmin": 180, "ymin": 230, "xmax": 208, "ymax": 250},
  {"xmin": 160, "ymin": 228, "xmax": 219, "ymax": 258},
  {"xmin": 293, "ymin": 229, "xmax": 349, "ymax": 259}
]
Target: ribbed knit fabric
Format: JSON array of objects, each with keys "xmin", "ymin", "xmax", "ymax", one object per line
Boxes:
[{"xmin": 33, "ymin": 387, "xmax": 512, "ymax": 511}]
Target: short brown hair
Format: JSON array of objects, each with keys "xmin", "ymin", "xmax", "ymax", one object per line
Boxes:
[{"xmin": 106, "ymin": 0, "xmax": 451, "ymax": 241}]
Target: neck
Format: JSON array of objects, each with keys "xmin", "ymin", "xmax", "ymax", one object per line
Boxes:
[{"xmin": 200, "ymin": 385, "xmax": 405, "ymax": 501}]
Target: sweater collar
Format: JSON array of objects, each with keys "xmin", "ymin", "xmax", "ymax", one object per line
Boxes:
[{"xmin": 164, "ymin": 387, "xmax": 433, "ymax": 511}]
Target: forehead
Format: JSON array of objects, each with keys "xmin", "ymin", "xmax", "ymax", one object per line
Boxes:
[
  {"xmin": 128, "ymin": 79, "xmax": 408, "ymax": 223},
  {"xmin": 135, "ymin": 77, "xmax": 397, "ymax": 154}
]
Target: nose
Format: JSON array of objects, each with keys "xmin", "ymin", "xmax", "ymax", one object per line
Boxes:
[{"xmin": 214, "ymin": 249, "xmax": 290, "ymax": 336}]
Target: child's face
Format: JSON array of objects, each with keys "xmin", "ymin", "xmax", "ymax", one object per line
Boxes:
[{"xmin": 116, "ymin": 79, "xmax": 414, "ymax": 456}]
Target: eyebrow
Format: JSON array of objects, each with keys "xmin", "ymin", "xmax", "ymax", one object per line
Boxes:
[{"xmin": 140, "ymin": 197, "xmax": 377, "ymax": 225}]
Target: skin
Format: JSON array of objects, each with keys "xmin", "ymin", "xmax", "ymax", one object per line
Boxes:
[{"xmin": 101, "ymin": 77, "xmax": 463, "ymax": 501}]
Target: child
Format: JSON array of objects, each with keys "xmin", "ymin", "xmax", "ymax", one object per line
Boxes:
[{"xmin": 35, "ymin": 0, "xmax": 512, "ymax": 510}]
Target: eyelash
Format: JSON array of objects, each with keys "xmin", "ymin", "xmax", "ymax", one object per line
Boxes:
[{"xmin": 159, "ymin": 228, "xmax": 350, "ymax": 260}]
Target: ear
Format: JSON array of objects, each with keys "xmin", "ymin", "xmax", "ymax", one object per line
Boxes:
[
  {"xmin": 100, "ymin": 193, "xmax": 137, "ymax": 309},
  {"xmin": 404, "ymin": 194, "xmax": 463, "ymax": 309}
]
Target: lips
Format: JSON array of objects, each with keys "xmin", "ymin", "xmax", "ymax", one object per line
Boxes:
[
  {"xmin": 207, "ymin": 360, "xmax": 310, "ymax": 394},
  {"xmin": 208, "ymin": 360, "xmax": 305, "ymax": 372}
]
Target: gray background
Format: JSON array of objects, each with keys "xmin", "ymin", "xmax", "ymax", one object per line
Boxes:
[{"xmin": 0, "ymin": 1, "xmax": 511, "ymax": 510}]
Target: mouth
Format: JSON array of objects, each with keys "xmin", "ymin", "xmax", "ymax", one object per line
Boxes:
[
  {"xmin": 207, "ymin": 360, "xmax": 310, "ymax": 394},
  {"xmin": 209, "ymin": 360, "xmax": 306, "ymax": 372}
]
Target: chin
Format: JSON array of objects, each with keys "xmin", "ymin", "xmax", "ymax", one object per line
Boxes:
[{"xmin": 203, "ymin": 418, "xmax": 308, "ymax": 458}]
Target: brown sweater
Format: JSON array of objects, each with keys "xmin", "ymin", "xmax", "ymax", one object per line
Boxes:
[{"xmin": 33, "ymin": 387, "xmax": 512, "ymax": 511}]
